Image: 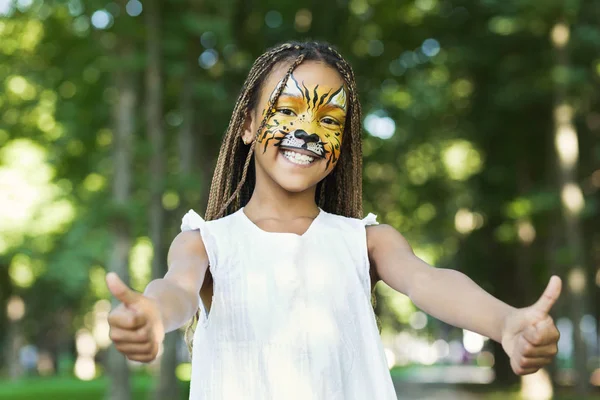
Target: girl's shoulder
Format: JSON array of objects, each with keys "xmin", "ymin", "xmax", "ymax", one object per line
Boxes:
[
  {"xmin": 321, "ymin": 209, "xmax": 379, "ymax": 229},
  {"xmin": 181, "ymin": 209, "xmax": 241, "ymax": 231}
]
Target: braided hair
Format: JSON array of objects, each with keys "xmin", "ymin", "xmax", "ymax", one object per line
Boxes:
[{"xmin": 186, "ymin": 41, "xmax": 364, "ymax": 349}]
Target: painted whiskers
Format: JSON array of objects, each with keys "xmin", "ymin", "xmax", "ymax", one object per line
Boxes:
[{"xmin": 258, "ymin": 73, "xmax": 347, "ymax": 170}]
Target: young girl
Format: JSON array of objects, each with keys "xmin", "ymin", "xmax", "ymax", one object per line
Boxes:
[{"xmin": 106, "ymin": 41, "xmax": 562, "ymax": 399}]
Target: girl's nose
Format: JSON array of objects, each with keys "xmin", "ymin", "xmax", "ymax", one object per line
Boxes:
[{"xmin": 294, "ymin": 130, "xmax": 320, "ymax": 143}]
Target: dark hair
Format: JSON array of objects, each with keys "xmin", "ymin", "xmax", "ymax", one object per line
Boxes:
[{"xmin": 187, "ymin": 41, "xmax": 365, "ymax": 350}]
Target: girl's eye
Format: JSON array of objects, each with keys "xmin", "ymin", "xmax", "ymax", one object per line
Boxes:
[
  {"xmin": 321, "ymin": 117, "xmax": 340, "ymax": 126},
  {"xmin": 277, "ymin": 108, "xmax": 296, "ymax": 116}
]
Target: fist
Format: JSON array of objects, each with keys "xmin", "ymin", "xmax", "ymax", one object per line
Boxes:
[
  {"xmin": 106, "ymin": 272, "xmax": 165, "ymax": 363},
  {"xmin": 501, "ymin": 276, "xmax": 562, "ymax": 375}
]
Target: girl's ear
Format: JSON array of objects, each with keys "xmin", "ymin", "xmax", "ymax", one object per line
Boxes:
[{"xmin": 241, "ymin": 113, "xmax": 255, "ymax": 145}]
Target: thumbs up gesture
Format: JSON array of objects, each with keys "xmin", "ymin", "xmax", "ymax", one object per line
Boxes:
[
  {"xmin": 106, "ymin": 272, "xmax": 165, "ymax": 363},
  {"xmin": 500, "ymin": 276, "xmax": 562, "ymax": 375}
]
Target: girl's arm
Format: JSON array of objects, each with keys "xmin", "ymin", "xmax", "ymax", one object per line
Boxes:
[
  {"xmin": 106, "ymin": 230, "xmax": 208, "ymax": 362},
  {"xmin": 143, "ymin": 230, "xmax": 208, "ymax": 331},
  {"xmin": 367, "ymin": 224, "xmax": 561, "ymax": 375}
]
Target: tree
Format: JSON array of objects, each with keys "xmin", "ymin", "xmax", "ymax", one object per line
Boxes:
[{"xmin": 105, "ymin": 2, "xmax": 138, "ymax": 398}]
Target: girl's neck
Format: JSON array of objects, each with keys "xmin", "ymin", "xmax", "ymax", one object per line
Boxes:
[{"xmin": 244, "ymin": 177, "xmax": 319, "ymax": 220}]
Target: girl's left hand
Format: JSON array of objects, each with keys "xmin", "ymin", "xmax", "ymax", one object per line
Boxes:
[{"xmin": 500, "ymin": 276, "xmax": 562, "ymax": 375}]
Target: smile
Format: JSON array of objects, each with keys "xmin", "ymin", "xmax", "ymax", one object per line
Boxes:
[{"xmin": 281, "ymin": 148, "xmax": 316, "ymax": 166}]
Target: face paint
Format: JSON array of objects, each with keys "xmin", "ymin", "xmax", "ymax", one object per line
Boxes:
[{"xmin": 257, "ymin": 73, "xmax": 347, "ymax": 170}]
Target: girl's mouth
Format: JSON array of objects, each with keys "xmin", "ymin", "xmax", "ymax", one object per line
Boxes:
[{"xmin": 280, "ymin": 148, "xmax": 317, "ymax": 166}]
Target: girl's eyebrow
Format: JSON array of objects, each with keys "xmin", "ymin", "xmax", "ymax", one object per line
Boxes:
[
  {"xmin": 279, "ymin": 93, "xmax": 304, "ymax": 99},
  {"xmin": 320, "ymin": 103, "xmax": 346, "ymax": 112}
]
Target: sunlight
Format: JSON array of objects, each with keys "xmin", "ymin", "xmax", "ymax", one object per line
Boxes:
[
  {"xmin": 454, "ymin": 208, "xmax": 483, "ymax": 234},
  {"xmin": 176, "ymin": 363, "xmax": 192, "ymax": 382},
  {"xmin": 409, "ymin": 311, "xmax": 428, "ymax": 330},
  {"xmin": 294, "ymin": 9, "xmax": 312, "ymax": 32},
  {"xmin": 162, "ymin": 191, "xmax": 180, "ymax": 210},
  {"xmin": 89, "ymin": 265, "xmax": 110, "ymax": 298},
  {"xmin": 83, "ymin": 173, "xmax": 106, "ymax": 192},
  {"xmin": 129, "ymin": 237, "xmax": 153, "ymax": 292},
  {"xmin": 452, "ymin": 79, "xmax": 473, "ymax": 98},
  {"xmin": 8, "ymin": 253, "xmax": 35, "ymax": 288},
  {"xmin": 365, "ymin": 113, "xmax": 396, "ymax": 139},
  {"xmin": 489, "ymin": 16, "xmax": 519, "ymax": 35},
  {"xmin": 125, "ymin": 0, "xmax": 142, "ymax": 17},
  {"xmin": 567, "ymin": 267, "xmax": 586, "ymax": 294},
  {"xmin": 561, "ymin": 183, "xmax": 585, "ymax": 214},
  {"xmin": 555, "ymin": 124, "xmax": 578, "ymax": 167},
  {"xmin": 76, "ymin": 329, "xmax": 97, "ymax": 358},
  {"xmin": 0, "ymin": 0, "xmax": 12, "ymax": 16},
  {"xmin": 551, "ymin": 23, "xmax": 569, "ymax": 48},
  {"xmin": 7, "ymin": 295, "xmax": 25, "ymax": 321},
  {"xmin": 384, "ymin": 348, "xmax": 396, "ymax": 369},
  {"xmin": 517, "ymin": 220, "xmax": 536, "ymax": 244},
  {"xmin": 520, "ymin": 368, "xmax": 553, "ymax": 400},
  {"xmin": 92, "ymin": 300, "xmax": 112, "ymax": 349},
  {"xmin": 442, "ymin": 140, "xmax": 483, "ymax": 181},
  {"xmin": 20, "ymin": 19, "xmax": 43, "ymax": 51},
  {"xmin": 6, "ymin": 75, "xmax": 37, "ymax": 100},
  {"xmin": 377, "ymin": 283, "xmax": 415, "ymax": 324},
  {"xmin": 74, "ymin": 356, "xmax": 95, "ymax": 381},
  {"xmin": 432, "ymin": 339, "xmax": 449, "ymax": 359},
  {"xmin": 91, "ymin": 10, "xmax": 112, "ymax": 30},
  {"xmin": 462, "ymin": 329, "xmax": 486, "ymax": 354}
]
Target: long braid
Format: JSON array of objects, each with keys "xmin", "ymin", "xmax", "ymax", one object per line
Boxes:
[{"xmin": 187, "ymin": 41, "xmax": 367, "ymax": 350}]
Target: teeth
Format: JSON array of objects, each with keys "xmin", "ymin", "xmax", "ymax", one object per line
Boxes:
[{"xmin": 282, "ymin": 150, "xmax": 315, "ymax": 165}]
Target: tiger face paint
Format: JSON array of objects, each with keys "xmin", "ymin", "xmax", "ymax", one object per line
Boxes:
[{"xmin": 257, "ymin": 73, "xmax": 347, "ymax": 170}]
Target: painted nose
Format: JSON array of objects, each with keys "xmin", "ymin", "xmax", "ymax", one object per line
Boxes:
[{"xmin": 294, "ymin": 130, "xmax": 320, "ymax": 143}]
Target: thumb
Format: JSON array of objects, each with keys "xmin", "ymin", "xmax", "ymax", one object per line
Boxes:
[
  {"xmin": 532, "ymin": 275, "xmax": 562, "ymax": 315},
  {"xmin": 106, "ymin": 272, "xmax": 141, "ymax": 307}
]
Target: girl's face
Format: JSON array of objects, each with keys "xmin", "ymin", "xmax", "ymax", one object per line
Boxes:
[{"xmin": 243, "ymin": 61, "xmax": 347, "ymax": 193}]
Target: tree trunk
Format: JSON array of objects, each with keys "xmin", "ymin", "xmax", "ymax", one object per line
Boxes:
[
  {"xmin": 551, "ymin": 17, "xmax": 590, "ymax": 394},
  {"xmin": 144, "ymin": 0, "xmax": 178, "ymax": 398},
  {"xmin": 106, "ymin": 33, "xmax": 137, "ymax": 400}
]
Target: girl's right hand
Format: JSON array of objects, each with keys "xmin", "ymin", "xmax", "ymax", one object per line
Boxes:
[{"xmin": 106, "ymin": 272, "xmax": 165, "ymax": 363}]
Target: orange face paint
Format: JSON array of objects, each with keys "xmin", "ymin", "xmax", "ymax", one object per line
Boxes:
[{"xmin": 258, "ymin": 73, "xmax": 347, "ymax": 170}]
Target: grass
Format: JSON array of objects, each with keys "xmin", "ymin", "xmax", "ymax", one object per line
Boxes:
[
  {"xmin": 0, "ymin": 375, "xmax": 190, "ymax": 400},
  {"xmin": 0, "ymin": 375, "xmax": 597, "ymax": 400}
]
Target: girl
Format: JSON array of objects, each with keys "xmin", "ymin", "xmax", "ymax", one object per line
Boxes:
[{"xmin": 106, "ymin": 41, "xmax": 561, "ymax": 399}]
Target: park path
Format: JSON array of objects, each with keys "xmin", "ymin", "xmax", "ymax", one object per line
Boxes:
[{"xmin": 394, "ymin": 383, "xmax": 481, "ymax": 400}]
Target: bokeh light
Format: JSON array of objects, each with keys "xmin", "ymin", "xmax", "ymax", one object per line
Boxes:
[
  {"xmin": 0, "ymin": 0, "xmax": 13, "ymax": 16},
  {"xmin": 7, "ymin": 295, "xmax": 26, "ymax": 321},
  {"xmin": 421, "ymin": 38, "xmax": 440, "ymax": 57},
  {"xmin": 462, "ymin": 330, "xmax": 486, "ymax": 354},
  {"xmin": 199, "ymin": 49, "xmax": 218, "ymax": 69},
  {"xmin": 201, "ymin": 31, "xmax": 216, "ymax": 49},
  {"xmin": 125, "ymin": 0, "xmax": 142, "ymax": 17},
  {"xmin": 265, "ymin": 10, "xmax": 283, "ymax": 28},
  {"xmin": 294, "ymin": 9, "xmax": 312, "ymax": 32},
  {"xmin": 364, "ymin": 113, "xmax": 395, "ymax": 139},
  {"xmin": 91, "ymin": 10, "xmax": 112, "ymax": 30}
]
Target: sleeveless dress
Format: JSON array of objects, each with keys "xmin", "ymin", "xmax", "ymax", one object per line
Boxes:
[{"xmin": 181, "ymin": 207, "xmax": 397, "ymax": 400}]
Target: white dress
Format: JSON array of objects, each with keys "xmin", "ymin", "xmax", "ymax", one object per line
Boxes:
[{"xmin": 181, "ymin": 208, "xmax": 397, "ymax": 400}]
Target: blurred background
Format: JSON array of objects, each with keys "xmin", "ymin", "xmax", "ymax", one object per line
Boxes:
[{"xmin": 0, "ymin": 0, "xmax": 599, "ymax": 399}]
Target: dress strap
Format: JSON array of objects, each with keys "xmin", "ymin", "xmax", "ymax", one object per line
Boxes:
[{"xmin": 362, "ymin": 212, "xmax": 379, "ymax": 226}]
